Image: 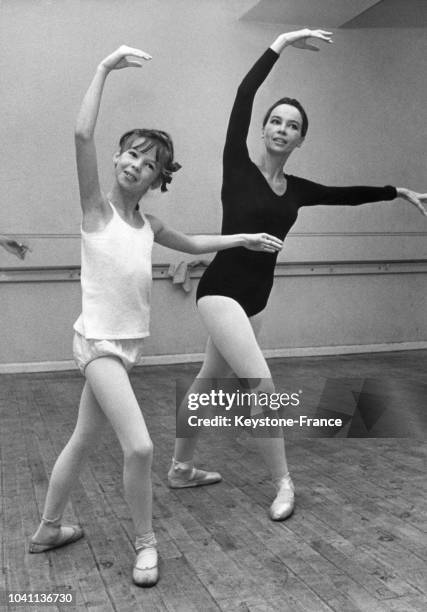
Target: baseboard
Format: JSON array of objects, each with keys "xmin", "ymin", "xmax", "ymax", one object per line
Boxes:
[
  {"xmin": 263, "ymin": 341, "xmax": 427, "ymax": 358},
  {"xmin": 1, "ymin": 341, "xmax": 426, "ymax": 374}
]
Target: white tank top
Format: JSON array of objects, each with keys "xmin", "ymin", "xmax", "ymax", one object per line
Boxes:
[{"xmin": 74, "ymin": 201, "xmax": 154, "ymax": 340}]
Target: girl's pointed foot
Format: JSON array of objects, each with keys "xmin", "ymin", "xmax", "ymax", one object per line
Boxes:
[{"xmin": 29, "ymin": 525, "xmax": 84, "ymax": 553}]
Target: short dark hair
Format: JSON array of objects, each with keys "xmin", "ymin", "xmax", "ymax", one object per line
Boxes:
[
  {"xmin": 262, "ymin": 98, "xmax": 308, "ymax": 137},
  {"xmin": 118, "ymin": 128, "xmax": 181, "ymax": 192}
]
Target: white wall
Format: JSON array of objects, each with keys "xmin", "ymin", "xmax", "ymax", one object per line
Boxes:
[{"xmin": 1, "ymin": 0, "xmax": 426, "ymax": 369}]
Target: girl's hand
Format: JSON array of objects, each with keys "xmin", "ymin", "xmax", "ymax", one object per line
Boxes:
[
  {"xmin": 242, "ymin": 233, "xmax": 283, "ymax": 253},
  {"xmin": 1, "ymin": 239, "xmax": 30, "ymax": 259},
  {"xmin": 396, "ymin": 188, "xmax": 427, "ymax": 216},
  {"xmin": 99, "ymin": 45, "xmax": 152, "ymax": 72},
  {"xmin": 272, "ymin": 29, "xmax": 333, "ymax": 54}
]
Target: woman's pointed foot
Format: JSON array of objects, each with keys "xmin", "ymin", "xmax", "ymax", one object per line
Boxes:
[
  {"xmin": 269, "ymin": 474, "xmax": 294, "ymax": 521},
  {"xmin": 168, "ymin": 458, "xmax": 222, "ymax": 488}
]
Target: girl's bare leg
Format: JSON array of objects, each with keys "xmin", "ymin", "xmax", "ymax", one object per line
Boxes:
[
  {"xmin": 33, "ymin": 358, "xmax": 153, "ymax": 537},
  {"xmin": 84, "ymin": 357, "xmax": 153, "ymax": 537},
  {"xmin": 85, "ymin": 357, "xmax": 157, "ymax": 585},
  {"xmin": 32, "ymin": 381, "xmax": 107, "ymax": 543}
]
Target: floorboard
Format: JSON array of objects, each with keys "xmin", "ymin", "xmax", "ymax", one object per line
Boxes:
[{"xmin": 1, "ymin": 350, "xmax": 426, "ymax": 611}]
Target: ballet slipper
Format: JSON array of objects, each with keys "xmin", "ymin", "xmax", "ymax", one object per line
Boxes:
[
  {"xmin": 167, "ymin": 458, "xmax": 222, "ymax": 489},
  {"xmin": 269, "ymin": 474, "xmax": 295, "ymax": 521},
  {"xmin": 132, "ymin": 546, "xmax": 159, "ymax": 587},
  {"xmin": 29, "ymin": 525, "xmax": 84, "ymax": 553}
]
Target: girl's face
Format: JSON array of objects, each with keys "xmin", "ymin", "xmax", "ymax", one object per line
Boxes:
[
  {"xmin": 262, "ymin": 104, "xmax": 304, "ymax": 156},
  {"xmin": 114, "ymin": 138, "xmax": 162, "ymax": 194}
]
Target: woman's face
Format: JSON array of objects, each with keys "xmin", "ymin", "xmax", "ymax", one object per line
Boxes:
[{"xmin": 262, "ymin": 104, "xmax": 304, "ymax": 156}]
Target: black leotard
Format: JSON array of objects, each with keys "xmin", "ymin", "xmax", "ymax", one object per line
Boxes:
[{"xmin": 196, "ymin": 48, "xmax": 397, "ymax": 317}]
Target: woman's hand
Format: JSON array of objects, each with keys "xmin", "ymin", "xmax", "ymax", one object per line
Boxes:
[
  {"xmin": 396, "ymin": 188, "xmax": 427, "ymax": 216},
  {"xmin": 0, "ymin": 239, "xmax": 30, "ymax": 259},
  {"xmin": 271, "ymin": 29, "xmax": 333, "ymax": 54},
  {"xmin": 242, "ymin": 233, "xmax": 283, "ymax": 253},
  {"xmin": 99, "ymin": 45, "xmax": 152, "ymax": 72}
]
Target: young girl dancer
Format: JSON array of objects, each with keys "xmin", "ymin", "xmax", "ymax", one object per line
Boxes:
[
  {"xmin": 29, "ymin": 45, "xmax": 282, "ymax": 587},
  {"xmin": 170, "ymin": 29, "xmax": 427, "ymax": 520},
  {"xmin": 0, "ymin": 236, "xmax": 29, "ymax": 259}
]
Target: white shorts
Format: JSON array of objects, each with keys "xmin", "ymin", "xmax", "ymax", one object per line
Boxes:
[{"xmin": 73, "ymin": 332, "xmax": 145, "ymax": 374}]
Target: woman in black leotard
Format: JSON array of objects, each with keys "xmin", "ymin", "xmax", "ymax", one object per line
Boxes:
[{"xmin": 168, "ymin": 29, "xmax": 427, "ymax": 519}]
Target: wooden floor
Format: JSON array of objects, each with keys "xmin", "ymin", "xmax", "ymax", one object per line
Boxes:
[{"xmin": 1, "ymin": 351, "xmax": 427, "ymax": 612}]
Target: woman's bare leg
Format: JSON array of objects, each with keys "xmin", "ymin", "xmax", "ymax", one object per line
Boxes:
[
  {"xmin": 173, "ymin": 310, "xmax": 265, "ymax": 463},
  {"xmin": 196, "ymin": 297, "xmax": 289, "ymax": 482},
  {"xmin": 169, "ymin": 336, "xmax": 231, "ymax": 486},
  {"xmin": 173, "ymin": 336, "xmax": 232, "ymax": 462}
]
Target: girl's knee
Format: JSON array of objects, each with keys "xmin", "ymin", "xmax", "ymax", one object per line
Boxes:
[
  {"xmin": 125, "ymin": 439, "xmax": 154, "ymax": 464},
  {"xmin": 68, "ymin": 429, "xmax": 99, "ymax": 456}
]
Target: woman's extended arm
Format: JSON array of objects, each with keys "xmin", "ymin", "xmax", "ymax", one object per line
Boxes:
[
  {"xmin": 292, "ymin": 176, "xmax": 427, "ymax": 215},
  {"xmin": 74, "ymin": 46, "xmax": 151, "ymax": 213},
  {"xmin": 147, "ymin": 215, "xmax": 283, "ymax": 254}
]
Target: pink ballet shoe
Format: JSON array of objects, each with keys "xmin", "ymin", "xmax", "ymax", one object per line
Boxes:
[
  {"xmin": 269, "ymin": 474, "xmax": 295, "ymax": 521},
  {"xmin": 29, "ymin": 525, "xmax": 84, "ymax": 553},
  {"xmin": 168, "ymin": 459, "xmax": 222, "ymax": 489}
]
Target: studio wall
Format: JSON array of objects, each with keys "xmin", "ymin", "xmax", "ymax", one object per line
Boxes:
[{"xmin": 1, "ymin": 0, "xmax": 426, "ymax": 369}]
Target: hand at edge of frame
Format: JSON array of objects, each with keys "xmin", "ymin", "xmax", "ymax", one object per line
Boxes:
[
  {"xmin": 396, "ymin": 187, "xmax": 427, "ymax": 216},
  {"xmin": 0, "ymin": 239, "xmax": 31, "ymax": 259}
]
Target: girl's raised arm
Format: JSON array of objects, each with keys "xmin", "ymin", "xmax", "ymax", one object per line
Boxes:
[{"xmin": 74, "ymin": 46, "xmax": 151, "ymax": 215}]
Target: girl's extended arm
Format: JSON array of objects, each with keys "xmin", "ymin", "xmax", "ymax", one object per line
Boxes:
[
  {"xmin": 74, "ymin": 46, "xmax": 151, "ymax": 213},
  {"xmin": 147, "ymin": 216, "xmax": 283, "ymax": 254}
]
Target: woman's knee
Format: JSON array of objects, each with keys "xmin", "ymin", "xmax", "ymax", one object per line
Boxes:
[
  {"xmin": 197, "ymin": 362, "xmax": 230, "ymax": 378},
  {"xmin": 258, "ymin": 378, "xmax": 275, "ymax": 395},
  {"xmin": 241, "ymin": 377, "xmax": 275, "ymax": 395}
]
